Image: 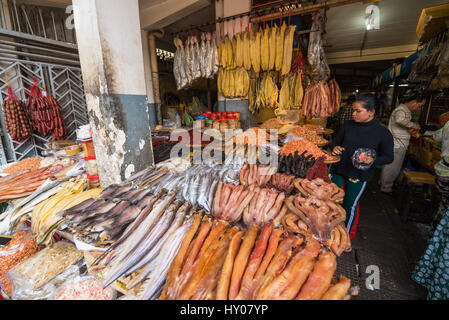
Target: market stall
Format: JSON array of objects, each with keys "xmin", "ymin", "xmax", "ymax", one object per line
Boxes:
[
  {"xmin": 0, "ymin": 0, "xmax": 357, "ymax": 301},
  {"xmin": 0, "ymin": 148, "xmax": 358, "ymax": 300},
  {"xmin": 0, "ymin": 59, "xmax": 354, "ymax": 300}
]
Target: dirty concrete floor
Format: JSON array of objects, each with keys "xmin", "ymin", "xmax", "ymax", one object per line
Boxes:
[{"xmin": 335, "ymin": 174, "xmax": 432, "ymax": 300}]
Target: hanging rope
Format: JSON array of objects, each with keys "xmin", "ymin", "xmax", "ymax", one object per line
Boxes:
[
  {"xmin": 288, "ymin": 7, "xmax": 292, "ymax": 27},
  {"xmin": 280, "ymin": 7, "xmax": 283, "ymax": 26}
]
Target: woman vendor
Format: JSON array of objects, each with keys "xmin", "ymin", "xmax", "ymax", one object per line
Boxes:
[
  {"xmin": 412, "ymin": 111, "xmax": 449, "ymax": 300},
  {"xmin": 329, "ymin": 94, "xmax": 394, "ymax": 238}
]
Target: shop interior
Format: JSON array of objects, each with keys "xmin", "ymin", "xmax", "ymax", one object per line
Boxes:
[{"xmin": 0, "ymin": 0, "xmax": 448, "ymax": 301}]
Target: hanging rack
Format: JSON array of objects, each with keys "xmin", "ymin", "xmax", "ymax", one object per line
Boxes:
[{"xmin": 171, "ymin": 0, "xmax": 318, "ymax": 36}]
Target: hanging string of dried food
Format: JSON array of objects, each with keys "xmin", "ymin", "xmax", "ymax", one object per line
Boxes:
[
  {"xmin": 2, "ymin": 83, "xmax": 32, "ymax": 141},
  {"xmin": 26, "ymin": 78, "xmax": 66, "ymax": 140}
]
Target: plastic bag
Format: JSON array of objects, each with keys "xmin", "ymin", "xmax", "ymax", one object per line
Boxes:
[
  {"xmin": 352, "ymin": 148, "xmax": 376, "ymax": 171},
  {"xmin": 0, "ymin": 230, "xmax": 40, "ymax": 297},
  {"xmin": 189, "ymin": 37, "xmax": 198, "ymax": 81},
  {"xmin": 184, "ymin": 38, "xmax": 193, "ymax": 86},
  {"xmin": 173, "ymin": 38, "xmax": 182, "ymax": 90},
  {"xmin": 51, "ymin": 275, "xmax": 116, "ymax": 300},
  {"xmin": 8, "ymin": 241, "xmax": 83, "ymax": 296},
  {"xmin": 205, "ymin": 33, "xmax": 213, "ymax": 79},
  {"xmin": 178, "ymin": 39, "xmax": 188, "ymax": 89},
  {"xmin": 200, "ymin": 33, "xmax": 208, "ymax": 78},
  {"xmin": 11, "ymin": 263, "xmax": 81, "ymax": 300},
  {"xmin": 284, "ymin": 132, "xmax": 307, "ymax": 144},
  {"xmin": 308, "ymin": 12, "xmax": 330, "ymax": 81},
  {"xmin": 194, "ymin": 36, "xmax": 202, "ymax": 79}
]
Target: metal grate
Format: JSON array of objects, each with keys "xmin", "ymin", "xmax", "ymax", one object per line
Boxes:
[
  {"xmin": 48, "ymin": 65, "xmax": 88, "ymax": 140},
  {"xmin": 0, "ymin": 59, "xmax": 88, "ymax": 163}
]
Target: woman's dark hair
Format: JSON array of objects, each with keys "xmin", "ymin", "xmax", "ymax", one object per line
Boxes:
[{"xmin": 354, "ymin": 93, "xmax": 387, "ymax": 113}]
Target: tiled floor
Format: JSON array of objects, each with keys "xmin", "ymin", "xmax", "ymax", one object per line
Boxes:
[{"xmin": 336, "ymin": 175, "xmax": 430, "ymax": 300}]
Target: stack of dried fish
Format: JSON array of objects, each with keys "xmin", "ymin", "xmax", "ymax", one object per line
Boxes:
[
  {"xmin": 269, "ymin": 173, "xmax": 296, "ymax": 194},
  {"xmin": 256, "ymin": 73, "xmax": 278, "ymax": 109},
  {"xmin": 278, "ymin": 72, "xmax": 303, "ymax": 111},
  {"xmin": 179, "ymin": 167, "xmax": 219, "ymax": 212},
  {"xmin": 0, "ymin": 165, "xmax": 66, "ymax": 202},
  {"xmin": 0, "ymin": 177, "xmax": 72, "ymax": 235},
  {"xmin": 212, "ymin": 182, "xmax": 256, "ymax": 224},
  {"xmin": 280, "ymin": 213, "xmax": 351, "ymax": 257},
  {"xmin": 285, "ymin": 193, "xmax": 346, "ymax": 242},
  {"xmin": 96, "ymin": 189, "xmax": 194, "ymax": 299},
  {"xmin": 173, "ymin": 33, "xmax": 218, "ymax": 90},
  {"xmin": 60, "ymin": 184, "xmax": 155, "ymax": 246},
  {"xmin": 217, "ymin": 68, "xmax": 250, "ymax": 99},
  {"xmin": 161, "ymin": 220, "xmax": 358, "ymax": 300},
  {"xmin": 242, "ymin": 186, "xmax": 285, "ymax": 227},
  {"xmin": 239, "ymin": 162, "xmax": 276, "ymax": 187},
  {"xmin": 148, "ymin": 163, "xmax": 238, "ymax": 213},
  {"xmin": 302, "ymin": 80, "xmax": 341, "ymax": 119},
  {"xmin": 294, "ymin": 178, "xmax": 344, "ymax": 203},
  {"xmin": 31, "ymin": 176, "xmax": 103, "ymax": 245},
  {"xmin": 161, "ymin": 215, "xmax": 238, "ymax": 300},
  {"xmin": 219, "ymin": 23, "xmax": 296, "ymax": 75},
  {"xmin": 125, "ymin": 166, "xmax": 170, "ymax": 189}
]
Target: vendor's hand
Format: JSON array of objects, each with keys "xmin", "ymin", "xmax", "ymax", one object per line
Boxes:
[
  {"xmin": 360, "ymin": 156, "xmax": 374, "ymax": 165},
  {"xmin": 332, "ymin": 146, "xmax": 345, "ymax": 156},
  {"xmin": 416, "ymin": 124, "xmax": 421, "ymax": 131}
]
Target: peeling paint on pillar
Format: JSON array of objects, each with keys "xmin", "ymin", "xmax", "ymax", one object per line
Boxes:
[
  {"xmin": 86, "ymin": 92, "xmax": 154, "ymax": 187},
  {"xmin": 83, "ymin": 41, "xmax": 154, "ymax": 187},
  {"xmin": 74, "ymin": 0, "xmax": 154, "ymax": 188}
]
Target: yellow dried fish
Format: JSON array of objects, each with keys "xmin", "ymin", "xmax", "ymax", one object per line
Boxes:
[
  {"xmin": 225, "ymin": 35, "xmax": 233, "ymax": 70},
  {"xmin": 219, "ymin": 37, "xmax": 226, "ymax": 69},
  {"xmin": 282, "ymin": 25, "xmax": 296, "ymax": 76},
  {"xmin": 242, "ymin": 31, "xmax": 252, "ymax": 71},
  {"xmin": 294, "ymin": 72, "xmax": 304, "ymax": 107},
  {"xmin": 269, "ymin": 25, "xmax": 277, "ymax": 71},
  {"xmin": 267, "ymin": 74, "xmax": 278, "ymax": 108},
  {"xmin": 217, "ymin": 69, "xmax": 223, "ymax": 95},
  {"xmin": 275, "ymin": 23, "xmax": 287, "ymax": 72},
  {"xmin": 229, "ymin": 69, "xmax": 236, "ymax": 97},
  {"xmin": 236, "ymin": 33, "xmax": 243, "ymax": 68},
  {"xmin": 250, "ymin": 28, "xmax": 261, "ymax": 75},
  {"xmin": 261, "ymin": 27, "xmax": 270, "ymax": 71},
  {"xmin": 279, "ymin": 76, "xmax": 290, "ymax": 110},
  {"xmin": 231, "ymin": 36, "xmax": 237, "ymax": 69},
  {"xmin": 241, "ymin": 69, "xmax": 250, "ymax": 97},
  {"xmin": 235, "ymin": 69, "xmax": 243, "ymax": 97}
]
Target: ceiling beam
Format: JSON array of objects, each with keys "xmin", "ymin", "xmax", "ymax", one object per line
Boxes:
[
  {"xmin": 326, "ymin": 44, "xmax": 418, "ymax": 64},
  {"xmin": 251, "ymin": 0, "xmax": 378, "ymax": 23},
  {"xmin": 140, "ymin": 0, "xmax": 210, "ymax": 31},
  {"xmin": 18, "ymin": 0, "xmax": 72, "ymax": 8}
]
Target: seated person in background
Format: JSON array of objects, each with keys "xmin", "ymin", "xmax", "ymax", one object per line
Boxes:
[{"xmin": 379, "ymin": 91, "xmax": 426, "ymax": 194}]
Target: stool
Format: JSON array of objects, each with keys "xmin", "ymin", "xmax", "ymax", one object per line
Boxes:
[{"xmin": 396, "ymin": 171, "xmax": 436, "ymax": 223}]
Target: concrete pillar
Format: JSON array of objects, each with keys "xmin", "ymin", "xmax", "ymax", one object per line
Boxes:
[
  {"xmin": 141, "ymin": 30, "xmax": 157, "ymax": 129},
  {"xmin": 73, "ymin": 0, "xmax": 154, "ymax": 187},
  {"xmin": 148, "ymin": 30, "xmax": 165, "ymax": 126}
]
